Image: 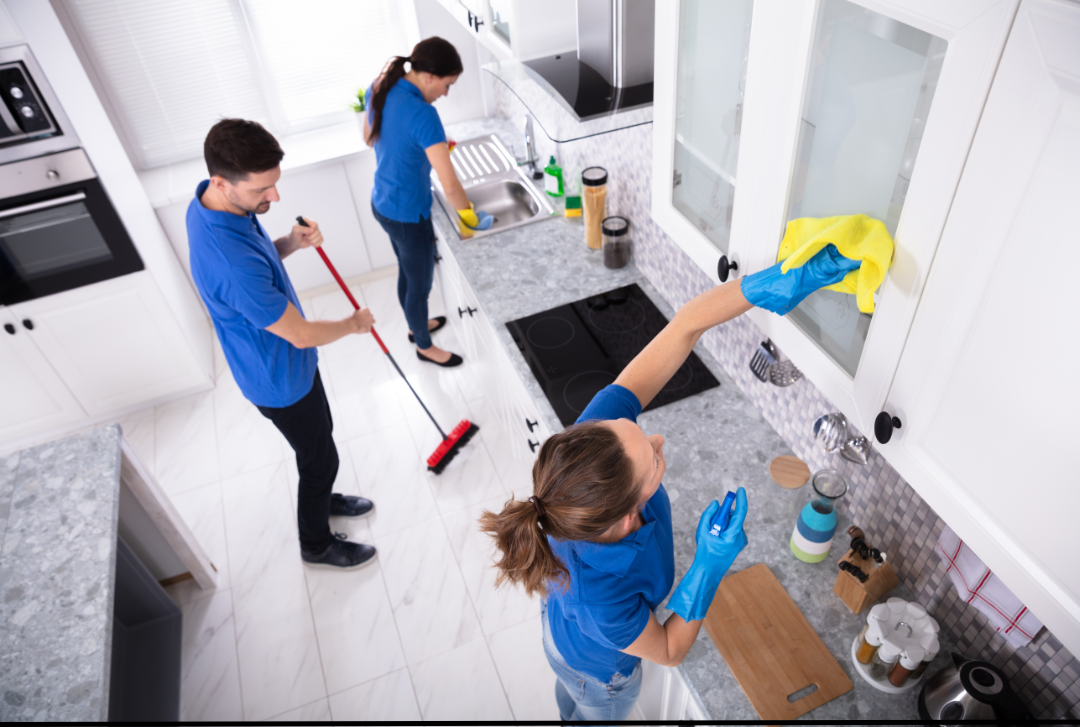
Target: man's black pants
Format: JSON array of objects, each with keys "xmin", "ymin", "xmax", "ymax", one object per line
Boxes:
[{"xmin": 256, "ymin": 370, "xmax": 337, "ymax": 554}]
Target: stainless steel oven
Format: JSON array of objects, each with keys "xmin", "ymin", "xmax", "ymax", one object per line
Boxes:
[
  {"xmin": 0, "ymin": 45, "xmax": 142, "ymax": 306},
  {"xmin": 0, "ymin": 149, "xmax": 142, "ymax": 305}
]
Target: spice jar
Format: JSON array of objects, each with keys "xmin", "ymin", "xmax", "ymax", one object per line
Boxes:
[
  {"xmin": 868, "ymin": 640, "xmax": 901, "ymax": 681},
  {"xmin": 601, "ymin": 216, "xmax": 631, "ymax": 268},
  {"xmin": 888, "ymin": 645, "xmax": 925, "ymax": 687},
  {"xmin": 856, "ymin": 621, "xmax": 884, "ymax": 665},
  {"xmin": 582, "ymin": 167, "xmax": 608, "ymax": 250},
  {"xmin": 909, "ymin": 635, "xmax": 939, "ymax": 680}
]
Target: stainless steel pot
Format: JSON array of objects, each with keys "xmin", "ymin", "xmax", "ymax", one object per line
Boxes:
[{"xmin": 918, "ymin": 653, "xmax": 1032, "ymax": 723}]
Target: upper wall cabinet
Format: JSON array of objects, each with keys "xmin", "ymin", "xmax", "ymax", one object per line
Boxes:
[
  {"xmin": 653, "ymin": 0, "xmax": 1018, "ymax": 437},
  {"xmin": 652, "ymin": 0, "xmax": 755, "ymax": 283},
  {"xmin": 435, "ymin": 0, "xmax": 576, "ymax": 61},
  {"xmin": 878, "ymin": 0, "xmax": 1080, "ymax": 660}
]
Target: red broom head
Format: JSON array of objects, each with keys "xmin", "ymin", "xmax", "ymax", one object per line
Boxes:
[{"xmin": 426, "ymin": 419, "xmax": 479, "ymax": 474}]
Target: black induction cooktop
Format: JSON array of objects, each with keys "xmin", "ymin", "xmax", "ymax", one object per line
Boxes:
[{"xmin": 507, "ymin": 284, "xmax": 719, "ymax": 427}]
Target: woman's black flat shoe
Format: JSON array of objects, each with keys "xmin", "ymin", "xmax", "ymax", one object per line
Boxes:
[
  {"xmin": 416, "ymin": 350, "xmax": 463, "ymax": 367},
  {"xmin": 408, "ymin": 316, "xmax": 447, "ymax": 343}
]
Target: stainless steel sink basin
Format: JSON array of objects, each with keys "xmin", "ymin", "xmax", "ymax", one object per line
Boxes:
[{"xmin": 431, "ymin": 134, "xmax": 556, "ymax": 239}]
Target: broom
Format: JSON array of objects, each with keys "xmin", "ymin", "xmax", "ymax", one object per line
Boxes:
[{"xmin": 297, "ymin": 217, "xmax": 478, "ymax": 474}]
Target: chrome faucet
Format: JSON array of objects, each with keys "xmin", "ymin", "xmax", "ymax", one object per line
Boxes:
[{"xmin": 523, "ymin": 114, "xmax": 543, "ymax": 179}]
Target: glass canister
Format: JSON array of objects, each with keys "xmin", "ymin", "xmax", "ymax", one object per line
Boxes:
[
  {"xmin": 888, "ymin": 645, "xmax": 925, "ymax": 687},
  {"xmin": 582, "ymin": 166, "xmax": 608, "ymax": 250},
  {"xmin": 868, "ymin": 640, "xmax": 902, "ymax": 681},
  {"xmin": 790, "ymin": 469, "xmax": 848, "ymax": 563},
  {"xmin": 909, "ymin": 635, "xmax": 939, "ymax": 680},
  {"xmin": 601, "ymin": 216, "xmax": 631, "ymax": 268},
  {"xmin": 856, "ymin": 621, "xmax": 884, "ymax": 664}
]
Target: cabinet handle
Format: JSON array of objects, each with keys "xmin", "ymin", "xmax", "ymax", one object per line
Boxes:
[
  {"xmin": 467, "ymin": 9, "xmax": 473, "ymax": 27},
  {"xmin": 458, "ymin": 306, "xmax": 477, "ymax": 318},
  {"xmin": 525, "ymin": 418, "xmax": 538, "ymax": 432},
  {"xmin": 474, "ymin": 17, "xmax": 484, "ymax": 31},
  {"xmin": 528, "ymin": 439, "xmax": 539, "ymax": 453},
  {"xmin": 717, "ymin": 255, "xmax": 738, "ymax": 283},
  {"xmin": 22, "ymin": 319, "xmax": 33, "ymax": 331},
  {"xmin": 874, "ymin": 412, "xmax": 902, "ymax": 444},
  {"xmin": 434, "ymin": 253, "xmax": 442, "ymax": 264},
  {"xmin": 4, "ymin": 323, "xmax": 14, "ymax": 335}
]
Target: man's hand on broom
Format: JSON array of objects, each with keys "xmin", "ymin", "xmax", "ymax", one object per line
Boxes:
[{"xmin": 348, "ymin": 308, "xmax": 375, "ymax": 335}]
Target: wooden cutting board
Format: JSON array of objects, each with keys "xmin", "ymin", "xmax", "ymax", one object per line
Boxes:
[{"xmin": 703, "ymin": 563, "xmax": 852, "ymax": 720}]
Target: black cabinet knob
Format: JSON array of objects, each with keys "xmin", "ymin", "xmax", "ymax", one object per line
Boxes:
[
  {"xmin": 4, "ymin": 323, "xmax": 14, "ymax": 335},
  {"xmin": 434, "ymin": 253, "xmax": 442, "ymax": 264},
  {"xmin": 525, "ymin": 418, "xmax": 538, "ymax": 432},
  {"xmin": 717, "ymin": 255, "xmax": 739, "ymax": 283},
  {"xmin": 874, "ymin": 411, "xmax": 902, "ymax": 444},
  {"xmin": 457, "ymin": 306, "xmax": 477, "ymax": 318},
  {"xmin": 22, "ymin": 319, "xmax": 33, "ymax": 331},
  {"xmin": 528, "ymin": 439, "xmax": 539, "ymax": 453}
]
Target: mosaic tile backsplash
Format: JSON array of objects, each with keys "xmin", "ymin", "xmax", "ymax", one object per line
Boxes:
[{"xmin": 491, "ymin": 80, "xmax": 1079, "ymax": 719}]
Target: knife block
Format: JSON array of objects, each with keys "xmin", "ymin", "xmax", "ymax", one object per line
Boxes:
[{"xmin": 833, "ymin": 550, "xmax": 899, "ymax": 614}]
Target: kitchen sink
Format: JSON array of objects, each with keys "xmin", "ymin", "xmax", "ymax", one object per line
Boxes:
[{"xmin": 431, "ymin": 134, "xmax": 556, "ymax": 239}]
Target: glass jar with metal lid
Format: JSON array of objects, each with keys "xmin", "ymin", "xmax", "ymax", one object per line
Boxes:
[{"xmin": 601, "ymin": 216, "xmax": 631, "ymax": 268}]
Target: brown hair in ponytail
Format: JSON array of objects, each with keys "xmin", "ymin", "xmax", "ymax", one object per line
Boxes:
[
  {"xmin": 478, "ymin": 421, "xmax": 642, "ymax": 599},
  {"xmin": 368, "ymin": 36, "xmax": 464, "ymax": 143}
]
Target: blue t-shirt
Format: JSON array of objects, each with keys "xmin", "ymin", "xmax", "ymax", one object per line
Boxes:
[
  {"xmin": 187, "ymin": 180, "xmax": 317, "ymax": 408},
  {"xmin": 546, "ymin": 384, "xmax": 676, "ymax": 683},
  {"xmin": 368, "ymin": 78, "xmax": 447, "ymax": 222}
]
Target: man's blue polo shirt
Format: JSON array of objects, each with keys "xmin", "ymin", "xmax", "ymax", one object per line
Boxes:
[
  {"xmin": 187, "ymin": 180, "xmax": 317, "ymax": 408},
  {"xmin": 367, "ymin": 78, "xmax": 446, "ymax": 222},
  {"xmin": 546, "ymin": 385, "xmax": 676, "ymax": 682}
]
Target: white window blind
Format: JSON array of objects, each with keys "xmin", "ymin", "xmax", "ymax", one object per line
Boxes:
[{"xmin": 61, "ymin": 0, "xmax": 413, "ymax": 170}]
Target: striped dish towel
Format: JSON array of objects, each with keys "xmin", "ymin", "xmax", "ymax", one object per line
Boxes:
[{"xmin": 936, "ymin": 526, "xmax": 1043, "ymax": 647}]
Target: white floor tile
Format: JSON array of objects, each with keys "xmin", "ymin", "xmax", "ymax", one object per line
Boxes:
[
  {"xmin": 155, "ymin": 390, "xmax": 220, "ymax": 496},
  {"xmin": 232, "ymin": 561, "xmax": 327, "ymax": 720},
  {"xmin": 213, "ymin": 371, "xmax": 284, "ymax": 481},
  {"xmin": 488, "ymin": 616, "xmax": 559, "ymax": 721},
  {"xmin": 410, "ymin": 638, "xmax": 514, "ymax": 721},
  {"xmin": 443, "ymin": 497, "xmax": 541, "ymax": 636},
  {"xmin": 165, "ymin": 482, "xmax": 230, "ymax": 606},
  {"xmin": 306, "ymin": 560, "xmax": 406, "ymax": 695},
  {"xmin": 345, "ymin": 424, "xmax": 440, "ymax": 539},
  {"xmin": 376, "ymin": 519, "xmax": 483, "ymax": 665},
  {"xmin": 309, "ymin": 284, "xmax": 366, "ymax": 321},
  {"xmin": 220, "ymin": 462, "xmax": 297, "ymax": 591},
  {"xmin": 322, "ymin": 356, "xmax": 408, "ymax": 442},
  {"xmin": 267, "ymin": 696, "xmax": 331, "ymax": 722},
  {"xmin": 177, "ymin": 588, "xmax": 244, "ymax": 722},
  {"xmin": 405, "ymin": 416, "xmax": 505, "ymax": 517},
  {"xmin": 328, "ymin": 667, "xmax": 420, "ymax": 722}
]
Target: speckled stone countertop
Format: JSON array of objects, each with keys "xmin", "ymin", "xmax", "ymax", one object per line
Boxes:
[
  {"xmin": 0, "ymin": 425, "xmax": 121, "ymax": 722},
  {"xmin": 440, "ymin": 118, "xmax": 956, "ymax": 721}
]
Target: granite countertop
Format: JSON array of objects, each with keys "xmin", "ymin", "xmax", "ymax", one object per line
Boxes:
[
  {"xmin": 0, "ymin": 425, "xmax": 121, "ymax": 722},
  {"xmin": 439, "ymin": 118, "xmax": 955, "ymax": 721}
]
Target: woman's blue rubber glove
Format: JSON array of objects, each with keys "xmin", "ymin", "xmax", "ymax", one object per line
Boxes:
[
  {"xmin": 666, "ymin": 487, "xmax": 749, "ymax": 623},
  {"xmin": 740, "ymin": 244, "xmax": 861, "ymax": 316}
]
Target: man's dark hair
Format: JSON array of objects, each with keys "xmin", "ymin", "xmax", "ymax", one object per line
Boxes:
[{"xmin": 204, "ymin": 119, "xmax": 284, "ymax": 184}]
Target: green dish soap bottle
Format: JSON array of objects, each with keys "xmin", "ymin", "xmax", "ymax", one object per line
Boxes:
[{"xmin": 544, "ymin": 156, "xmax": 564, "ymax": 197}]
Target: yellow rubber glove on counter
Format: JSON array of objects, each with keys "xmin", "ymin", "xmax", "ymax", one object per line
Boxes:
[{"xmin": 777, "ymin": 214, "xmax": 894, "ymax": 314}]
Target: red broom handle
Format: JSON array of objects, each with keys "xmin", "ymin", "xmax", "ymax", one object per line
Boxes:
[{"xmin": 313, "ymin": 242, "xmax": 389, "ymax": 355}]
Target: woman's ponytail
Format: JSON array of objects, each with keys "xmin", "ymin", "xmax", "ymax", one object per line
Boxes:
[
  {"xmin": 479, "ymin": 421, "xmax": 641, "ymax": 599},
  {"xmin": 368, "ymin": 36, "xmax": 464, "ymax": 143}
]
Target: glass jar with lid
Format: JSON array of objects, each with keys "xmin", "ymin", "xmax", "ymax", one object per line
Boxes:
[
  {"xmin": 601, "ymin": 216, "xmax": 631, "ymax": 268},
  {"xmin": 582, "ymin": 167, "xmax": 608, "ymax": 250}
]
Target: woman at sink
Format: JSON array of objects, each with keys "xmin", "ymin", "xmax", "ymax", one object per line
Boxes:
[
  {"xmin": 480, "ymin": 247, "xmax": 861, "ymax": 722},
  {"xmin": 364, "ymin": 37, "xmax": 493, "ymax": 367}
]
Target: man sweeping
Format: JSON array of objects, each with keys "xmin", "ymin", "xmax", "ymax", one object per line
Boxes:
[{"xmin": 187, "ymin": 118, "xmax": 377, "ymax": 570}]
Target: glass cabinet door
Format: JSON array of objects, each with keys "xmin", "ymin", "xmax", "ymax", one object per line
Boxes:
[
  {"xmin": 488, "ymin": 0, "xmax": 511, "ymax": 46},
  {"xmin": 670, "ymin": 0, "xmax": 754, "ymax": 256},
  {"xmin": 782, "ymin": 0, "xmax": 947, "ymax": 377}
]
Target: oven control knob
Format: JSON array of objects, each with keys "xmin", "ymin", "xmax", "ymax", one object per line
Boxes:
[
  {"xmin": 46, "ymin": 170, "xmax": 59, "ymax": 182},
  {"xmin": 19, "ymin": 105, "xmax": 34, "ymax": 118},
  {"xmin": 9, "ymin": 86, "xmax": 23, "ymax": 99}
]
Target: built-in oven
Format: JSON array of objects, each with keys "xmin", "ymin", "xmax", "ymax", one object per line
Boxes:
[
  {"xmin": 0, "ymin": 45, "xmax": 142, "ymax": 306},
  {"xmin": 0, "ymin": 149, "xmax": 142, "ymax": 305}
]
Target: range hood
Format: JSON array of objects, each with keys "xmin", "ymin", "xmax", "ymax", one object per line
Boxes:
[{"xmin": 523, "ymin": 0, "xmax": 654, "ymax": 121}]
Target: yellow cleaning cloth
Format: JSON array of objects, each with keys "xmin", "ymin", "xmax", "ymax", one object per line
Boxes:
[{"xmin": 777, "ymin": 214, "xmax": 895, "ymax": 314}]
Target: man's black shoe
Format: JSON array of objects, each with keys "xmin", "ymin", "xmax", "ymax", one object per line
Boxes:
[
  {"xmin": 330, "ymin": 494, "xmax": 374, "ymax": 518},
  {"xmin": 301, "ymin": 533, "xmax": 376, "ymax": 570}
]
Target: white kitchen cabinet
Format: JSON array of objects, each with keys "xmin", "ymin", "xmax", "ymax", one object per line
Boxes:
[
  {"xmin": 654, "ymin": 0, "xmax": 1018, "ymax": 437},
  {"xmin": 434, "ymin": 233, "xmax": 550, "ymax": 492},
  {"xmin": 876, "ymin": 0, "xmax": 1080, "ymax": 659},
  {"xmin": 0, "ymin": 307, "xmax": 85, "ymax": 441},
  {"xmin": 637, "ymin": 660, "xmax": 707, "ymax": 722},
  {"xmin": 434, "ymin": 0, "xmax": 576, "ymax": 61},
  {"xmin": 8, "ymin": 271, "xmax": 209, "ymax": 418}
]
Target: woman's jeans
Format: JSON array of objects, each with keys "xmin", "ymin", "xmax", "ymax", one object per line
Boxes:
[
  {"xmin": 371, "ymin": 203, "xmax": 438, "ymax": 349},
  {"xmin": 541, "ymin": 600, "xmax": 643, "ymax": 723}
]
